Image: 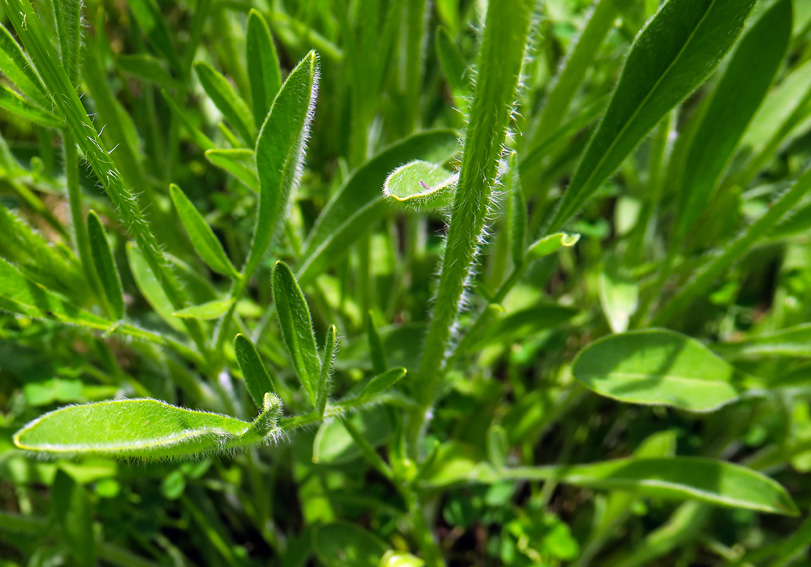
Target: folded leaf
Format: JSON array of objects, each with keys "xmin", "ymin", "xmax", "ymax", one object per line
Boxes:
[{"xmin": 383, "ymin": 160, "xmax": 457, "ymax": 211}]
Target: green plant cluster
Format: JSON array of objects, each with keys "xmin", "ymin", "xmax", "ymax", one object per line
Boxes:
[{"xmin": 2, "ymin": 0, "xmax": 811, "ymax": 565}]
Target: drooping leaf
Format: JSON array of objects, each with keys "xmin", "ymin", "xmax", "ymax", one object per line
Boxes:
[
  {"xmin": 170, "ymin": 184, "xmax": 240, "ymax": 278},
  {"xmin": 573, "ymin": 329, "xmax": 758, "ymax": 412},
  {"xmin": 383, "ymin": 160, "xmax": 457, "ymax": 211},
  {"xmin": 87, "ymin": 210, "xmax": 125, "ymax": 320},
  {"xmin": 273, "ymin": 261, "xmax": 321, "ymax": 405},
  {"xmin": 503, "ymin": 458, "xmax": 798, "ymax": 516},
  {"xmin": 550, "ymin": 0, "xmax": 757, "ymax": 229},
  {"xmin": 246, "ymin": 9, "xmax": 282, "ymax": 128}
]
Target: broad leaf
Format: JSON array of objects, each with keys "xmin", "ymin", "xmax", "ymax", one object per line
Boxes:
[{"xmin": 573, "ymin": 329, "xmax": 757, "ymax": 412}]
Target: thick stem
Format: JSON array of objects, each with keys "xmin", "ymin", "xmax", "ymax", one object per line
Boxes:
[{"xmin": 408, "ymin": 0, "xmax": 534, "ymax": 454}]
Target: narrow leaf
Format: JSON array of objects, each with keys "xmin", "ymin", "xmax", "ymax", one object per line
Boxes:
[
  {"xmin": 504, "ymin": 458, "xmax": 798, "ymax": 516},
  {"xmin": 355, "ymin": 368, "xmax": 407, "ymax": 402},
  {"xmin": 714, "ymin": 324, "xmax": 811, "ymax": 360},
  {"xmin": 234, "ymin": 334, "xmax": 276, "ymax": 409},
  {"xmin": 170, "ymin": 184, "xmax": 239, "ymax": 278},
  {"xmin": 573, "ymin": 329, "xmax": 758, "ymax": 412},
  {"xmin": 246, "ymin": 9, "xmax": 282, "ymax": 128},
  {"xmin": 527, "ymin": 232, "xmax": 580, "ymax": 259},
  {"xmin": 273, "ymin": 261, "xmax": 321, "ymax": 405},
  {"xmin": 550, "ymin": 0, "xmax": 757, "ymax": 229},
  {"xmin": 242, "ymin": 51, "xmax": 319, "ymax": 285},
  {"xmin": 194, "ymin": 61, "xmax": 255, "ymax": 145},
  {"xmin": 366, "ymin": 311, "xmax": 388, "ymax": 375},
  {"xmin": 0, "ymin": 84, "xmax": 62, "ymax": 128},
  {"xmin": 0, "ymin": 23, "xmax": 48, "ymax": 102},
  {"xmin": 128, "ymin": 0, "xmax": 183, "ymax": 74},
  {"xmin": 172, "ymin": 298, "xmax": 234, "ymax": 320},
  {"xmin": 316, "ymin": 325, "xmax": 338, "ymax": 418},
  {"xmin": 87, "ymin": 211, "xmax": 125, "ymax": 320},
  {"xmin": 205, "ymin": 148, "xmax": 259, "ymax": 191},
  {"xmin": 506, "ymin": 152, "xmax": 526, "ymax": 267}
]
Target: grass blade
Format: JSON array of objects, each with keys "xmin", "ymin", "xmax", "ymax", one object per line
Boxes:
[
  {"xmin": 549, "ymin": 0, "xmax": 757, "ymax": 230},
  {"xmin": 87, "ymin": 210, "xmax": 125, "ymax": 320}
]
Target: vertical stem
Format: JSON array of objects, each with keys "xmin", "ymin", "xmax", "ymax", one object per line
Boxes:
[{"xmin": 408, "ymin": 0, "xmax": 534, "ymax": 453}]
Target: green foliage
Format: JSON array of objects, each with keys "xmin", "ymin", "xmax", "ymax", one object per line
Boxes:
[{"xmin": 4, "ymin": 0, "xmax": 811, "ymax": 565}]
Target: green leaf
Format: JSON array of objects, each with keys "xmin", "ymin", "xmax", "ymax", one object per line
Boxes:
[
  {"xmin": 598, "ymin": 255, "xmax": 638, "ymax": 333},
  {"xmin": 128, "ymin": 0, "xmax": 183, "ymax": 74},
  {"xmin": 316, "ymin": 325, "xmax": 338, "ymax": 418},
  {"xmin": 503, "ymin": 458, "xmax": 798, "ymax": 516},
  {"xmin": 312, "ymin": 522, "xmax": 388, "ymax": 567},
  {"xmin": 53, "ymin": 470, "xmax": 95, "ymax": 565},
  {"xmin": 194, "ymin": 61, "xmax": 256, "ymax": 145},
  {"xmin": 87, "ymin": 210, "xmax": 125, "ymax": 320},
  {"xmin": 242, "ymin": 51, "xmax": 319, "ymax": 286},
  {"xmin": 162, "ymin": 89, "xmax": 216, "ymax": 150},
  {"xmin": 573, "ymin": 329, "xmax": 758, "ymax": 412},
  {"xmin": 126, "ymin": 243, "xmax": 183, "ymax": 332},
  {"xmin": 0, "ymin": 83, "xmax": 61, "ymax": 128},
  {"xmin": 298, "ymin": 129, "xmax": 458, "ymax": 286},
  {"xmin": 672, "ymin": 0, "xmax": 792, "ymax": 241},
  {"xmin": 354, "ymin": 368, "xmax": 407, "ymax": 403},
  {"xmin": 505, "ymin": 153, "xmax": 527, "ymax": 267},
  {"xmin": 366, "ymin": 311, "xmax": 388, "ymax": 375},
  {"xmin": 527, "ymin": 232, "xmax": 580, "ymax": 260},
  {"xmin": 170, "ymin": 184, "xmax": 240, "ymax": 279},
  {"xmin": 469, "ymin": 304, "xmax": 578, "ymax": 350},
  {"xmin": 205, "ymin": 148, "xmax": 259, "ymax": 191},
  {"xmin": 117, "ymin": 53, "xmax": 180, "ymax": 89},
  {"xmin": 550, "ymin": 0, "xmax": 757, "ymax": 229},
  {"xmin": 380, "ymin": 551, "xmax": 425, "ymax": 567},
  {"xmin": 0, "ymin": 22, "xmax": 48, "ymax": 102},
  {"xmin": 383, "ymin": 160, "xmax": 457, "ymax": 211},
  {"xmin": 313, "ymin": 406, "xmax": 392, "ymax": 464},
  {"xmin": 273, "ymin": 261, "xmax": 321, "ymax": 405},
  {"xmin": 435, "ymin": 25, "xmax": 469, "ymax": 110},
  {"xmin": 714, "ymin": 324, "xmax": 811, "ymax": 359},
  {"xmin": 234, "ymin": 334, "xmax": 276, "ymax": 409},
  {"xmin": 13, "ymin": 397, "xmax": 281, "ymax": 459},
  {"xmin": 246, "ymin": 9, "xmax": 282, "ymax": 128},
  {"xmin": 52, "ymin": 0, "xmax": 83, "ymax": 85},
  {"xmin": 172, "ymin": 298, "xmax": 234, "ymax": 320}
]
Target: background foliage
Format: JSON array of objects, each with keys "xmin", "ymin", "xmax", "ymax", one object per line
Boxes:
[{"xmin": 3, "ymin": 0, "xmax": 811, "ymax": 565}]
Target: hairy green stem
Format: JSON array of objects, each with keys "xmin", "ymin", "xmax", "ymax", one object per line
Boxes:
[{"xmin": 408, "ymin": 0, "xmax": 534, "ymax": 454}]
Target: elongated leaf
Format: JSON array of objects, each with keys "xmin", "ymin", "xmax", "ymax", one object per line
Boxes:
[
  {"xmin": 87, "ymin": 211, "xmax": 125, "ymax": 320},
  {"xmin": 0, "ymin": 84, "xmax": 61, "ymax": 128},
  {"xmin": 503, "ymin": 458, "xmax": 798, "ymax": 516},
  {"xmin": 126, "ymin": 243, "xmax": 183, "ymax": 332},
  {"xmin": 506, "ymin": 153, "xmax": 527, "ymax": 267},
  {"xmin": 246, "ymin": 9, "xmax": 282, "ymax": 128},
  {"xmin": 366, "ymin": 311, "xmax": 388, "ymax": 375},
  {"xmin": 234, "ymin": 334, "xmax": 275, "ymax": 409},
  {"xmin": 53, "ymin": 0, "xmax": 82, "ymax": 85},
  {"xmin": 170, "ymin": 184, "xmax": 239, "ymax": 278},
  {"xmin": 242, "ymin": 51, "xmax": 319, "ymax": 285},
  {"xmin": 469, "ymin": 304, "xmax": 578, "ymax": 350},
  {"xmin": 673, "ymin": 0, "xmax": 792, "ymax": 241},
  {"xmin": 598, "ymin": 255, "xmax": 638, "ymax": 333},
  {"xmin": 273, "ymin": 261, "xmax": 321, "ymax": 405},
  {"xmin": 550, "ymin": 0, "xmax": 757, "ymax": 229},
  {"xmin": 383, "ymin": 160, "xmax": 457, "ymax": 211},
  {"xmin": 172, "ymin": 298, "xmax": 234, "ymax": 320},
  {"xmin": 573, "ymin": 329, "xmax": 758, "ymax": 412},
  {"xmin": 205, "ymin": 148, "xmax": 258, "ymax": 191},
  {"xmin": 297, "ymin": 129, "xmax": 458, "ymax": 286},
  {"xmin": 117, "ymin": 53, "xmax": 179, "ymax": 89},
  {"xmin": 195, "ymin": 61, "xmax": 255, "ymax": 145},
  {"xmin": 162, "ymin": 89, "xmax": 215, "ymax": 150},
  {"xmin": 436, "ymin": 25, "xmax": 469, "ymax": 109},
  {"xmin": 53, "ymin": 471, "xmax": 95, "ymax": 565},
  {"xmin": 714, "ymin": 324, "xmax": 811, "ymax": 359},
  {"xmin": 354, "ymin": 368, "xmax": 407, "ymax": 402},
  {"xmin": 128, "ymin": 0, "xmax": 183, "ymax": 74},
  {"xmin": 316, "ymin": 325, "xmax": 338, "ymax": 417},
  {"xmin": 13, "ymin": 397, "xmax": 282, "ymax": 459},
  {"xmin": 0, "ymin": 23, "xmax": 48, "ymax": 102},
  {"xmin": 313, "ymin": 405, "xmax": 392, "ymax": 464}
]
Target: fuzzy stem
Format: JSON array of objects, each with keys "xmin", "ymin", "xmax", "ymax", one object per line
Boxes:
[{"xmin": 408, "ymin": 0, "xmax": 534, "ymax": 454}]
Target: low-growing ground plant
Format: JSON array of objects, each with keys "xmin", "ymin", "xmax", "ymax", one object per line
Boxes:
[{"xmin": 3, "ymin": 0, "xmax": 811, "ymax": 565}]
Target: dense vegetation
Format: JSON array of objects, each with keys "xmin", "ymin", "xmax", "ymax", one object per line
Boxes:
[{"xmin": 3, "ymin": 0, "xmax": 811, "ymax": 565}]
